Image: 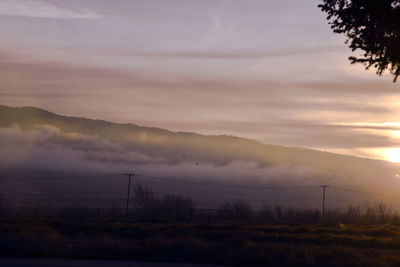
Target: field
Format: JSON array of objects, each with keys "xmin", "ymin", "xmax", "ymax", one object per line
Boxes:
[
  {"xmin": 2, "ymin": 217, "xmax": 400, "ymax": 266},
  {"xmin": 2, "ymin": 189, "xmax": 400, "ymax": 266}
]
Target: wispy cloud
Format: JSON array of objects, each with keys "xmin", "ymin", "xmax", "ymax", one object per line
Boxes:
[
  {"xmin": 0, "ymin": 0, "xmax": 101, "ymax": 19},
  {"xmin": 96, "ymin": 45, "xmax": 344, "ymax": 59}
]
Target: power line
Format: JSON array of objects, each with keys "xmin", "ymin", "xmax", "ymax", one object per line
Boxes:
[
  {"xmin": 0, "ymin": 173, "xmax": 121, "ymax": 181},
  {"xmin": 3, "ymin": 192, "xmax": 322, "ymax": 204},
  {"xmin": 0, "ymin": 172, "xmax": 318, "ymax": 189},
  {"xmin": 0, "ymin": 171, "xmax": 397, "ymax": 201},
  {"xmin": 135, "ymin": 174, "xmax": 319, "ymax": 189},
  {"xmin": 326, "ymin": 197, "xmax": 356, "ymax": 204},
  {"xmin": 149, "ymin": 191, "xmax": 322, "ymax": 203},
  {"xmin": 1, "ymin": 190, "xmax": 126, "ymax": 197},
  {"xmin": 326, "ymin": 198, "xmax": 400, "ymax": 209},
  {"xmin": 265, "ymin": 197, "xmax": 322, "ymax": 202},
  {"xmin": 329, "ymin": 186, "xmax": 383, "ymax": 196}
]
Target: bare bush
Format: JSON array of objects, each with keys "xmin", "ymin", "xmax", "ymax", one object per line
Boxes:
[
  {"xmin": 218, "ymin": 200, "xmax": 252, "ymax": 221},
  {"xmin": 160, "ymin": 194, "xmax": 195, "ymax": 221},
  {"xmin": 0, "ymin": 196, "xmax": 14, "ymax": 217},
  {"xmin": 375, "ymin": 202, "xmax": 392, "ymax": 223},
  {"xmin": 133, "ymin": 184, "xmax": 156, "ymax": 211},
  {"xmin": 274, "ymin": 205, "xmax": 283, "ymax": 219},
  {"xmin": 132, "ymin": 183, "xmax": 159, "ymax": 220},
  {"xmin": 344, "ymin": 205, "xmax": 361, "ymax": 223},
  {"xmin": 132, "ymin": 184, "xmax": 194, "ymax": 221}
]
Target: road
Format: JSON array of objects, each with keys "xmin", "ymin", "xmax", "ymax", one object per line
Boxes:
[{"xmin": 0, "ymin": 258, "xmax": 220, "ymax": 267}]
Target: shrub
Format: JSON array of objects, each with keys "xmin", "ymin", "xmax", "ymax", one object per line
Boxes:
[
  {"xmin": 132, "ymin": 183, "xmax": 159, "ymax": 220},
  {"xmin": 218, "ymin": 200, "xmax": 252, "ymax": 221},
  {"xmin": 160, "ymin": 194, "xmax": 195, "ymax": 221}
]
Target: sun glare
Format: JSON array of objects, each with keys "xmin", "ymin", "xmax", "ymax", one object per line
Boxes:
[{"xmin": 383, "ymin": 148, "xmax": 400, "ymax": 163}]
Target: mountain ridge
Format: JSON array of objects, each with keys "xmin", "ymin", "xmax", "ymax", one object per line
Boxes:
[{"xmin": 0, "ymin": 104, "xmax": 380, "ymax": 164}]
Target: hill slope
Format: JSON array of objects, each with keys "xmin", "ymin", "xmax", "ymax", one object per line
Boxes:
[
  {"xmin": 0, "ymin": 104, "xmax": 374, "ymax": 167},
  {"xmin": 0, "ymin": 104, "xmax": 399, "ymax": 201}
]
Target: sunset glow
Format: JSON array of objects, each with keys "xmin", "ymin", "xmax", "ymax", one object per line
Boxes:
[{"xmin": 383, "ymin": 148, "xmax": 400, "ymax": 163}]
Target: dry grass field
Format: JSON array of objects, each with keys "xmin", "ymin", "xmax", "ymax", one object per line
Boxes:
[{"xmin": 2, "ymin": 218, "xmax": 400, "ymax": 266}]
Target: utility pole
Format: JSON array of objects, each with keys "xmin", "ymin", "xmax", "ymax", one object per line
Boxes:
[
  {"xmin": 320, "ymin": 185, "xmax": 329, "ymax": 217},
  {"xmin": 125, "ymin": 173, "xmax": 135, "ymax": 214}
]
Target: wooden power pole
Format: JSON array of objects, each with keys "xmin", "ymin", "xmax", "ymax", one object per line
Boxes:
[
  {"xmin": 320, "ymin": 185, "xmax": 329, "ymax": 217},
  {"xmin": 125, "ymin": 173, "xmax": 135, "ymax": 214}
]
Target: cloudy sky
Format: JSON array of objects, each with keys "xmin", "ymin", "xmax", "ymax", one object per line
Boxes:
[{"xmin": 1, "ymin": 0, "xmax": 399, "ymax": 162}]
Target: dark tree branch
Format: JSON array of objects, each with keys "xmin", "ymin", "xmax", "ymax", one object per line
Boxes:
[{"xmin": 319, "ymin": 0, "xmax": 400, "ymax": 82}]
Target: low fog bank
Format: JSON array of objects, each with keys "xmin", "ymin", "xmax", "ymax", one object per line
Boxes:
[
  {"xmin": 1, "ymin": 124, "xmax": 400, "ymax": 209},
  {"xmin": 1, "ymin": 105, "xmax": 400, "ymax": 208}
]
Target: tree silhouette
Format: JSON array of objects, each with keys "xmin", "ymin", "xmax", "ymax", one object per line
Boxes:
[{"xmin": 319, "ymin": 0, "xmax": 400, "ymax": 82}]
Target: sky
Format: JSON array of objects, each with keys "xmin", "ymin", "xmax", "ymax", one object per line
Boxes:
[{"xmin": 1, "ymin": 0, "xmax": 400, "ymax": 162}]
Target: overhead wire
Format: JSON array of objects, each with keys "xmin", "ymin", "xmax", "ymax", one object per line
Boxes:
[
  {"xmin": 135, "ymin": 174, "xmax": 319, "ymax": 189},
  {"xmin": 1, "ymin": 172, "xmax": 399, "ymax": 205},
  {"xmin": 0, "ymin": 173, "xmax": 121, "ymax": 181},
  {"xmin": 329, "ymin": 186, "xmax": 383, "ymax": 196}
]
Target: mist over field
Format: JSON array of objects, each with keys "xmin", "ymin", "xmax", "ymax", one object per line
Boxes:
[{"xmin": 1, "ymin": 104, "xmax": 400, "ymax": 208}]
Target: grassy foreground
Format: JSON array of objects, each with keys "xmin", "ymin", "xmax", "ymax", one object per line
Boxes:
[{"xmin": 2, "ymin": 220, "xmax": 400, "ymax": 266}]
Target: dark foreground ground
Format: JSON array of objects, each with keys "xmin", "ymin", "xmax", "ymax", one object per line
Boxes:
[
  {"xmin": 0, "ymin": 258, "xmax": 219, "ymax": 267},
  {"xmin": 2, "ymin": 220, "xmax": 400, "ymax": 266}
]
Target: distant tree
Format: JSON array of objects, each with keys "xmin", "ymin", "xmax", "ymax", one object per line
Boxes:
[
  {"xmin": 375, "ymin": 202, "xmax": 391, "ymax": 223},
  {"xmin": 319, "ymin": 0, "xmax": 400, "ymax": 82},
  {"xmin": 133, "ymin": 184, "xmax": 195, "ymax": 221},
  {"xmin": 133, "ymin": 183, "xmax": 158, "ymax": 220},
  {"xmin": 161, "ymin": 194, "xmax": 195, "ymax": 221},
  {"xmin": 0, "ymin": 197, "xmax": 14, "ymax": 217},
  {"xmin": 218, "ymin": 200, "xmax": 252, "ymax": 221}
]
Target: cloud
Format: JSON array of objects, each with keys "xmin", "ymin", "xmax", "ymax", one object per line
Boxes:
[
  {"xmin": 0, "ymin": 125, "xmax": 168, "ymax": 170},
  {"xmin": 299, "ymin": 80, "xmax": 399, "ymax": 95},
  {"xmin": 1, "ymin": 48, "xmax": 399, "ymax": 161},
  {"xmin": 0, "ymin": 0, "xmax": 101, "ymax": 19},
  {"xmin": 208, "ymin": 120, "xmax": 400, "ymax": 149},
  {"xmin": 91, "ymin": 45, "xmax": 344, "ymax": 59}
]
